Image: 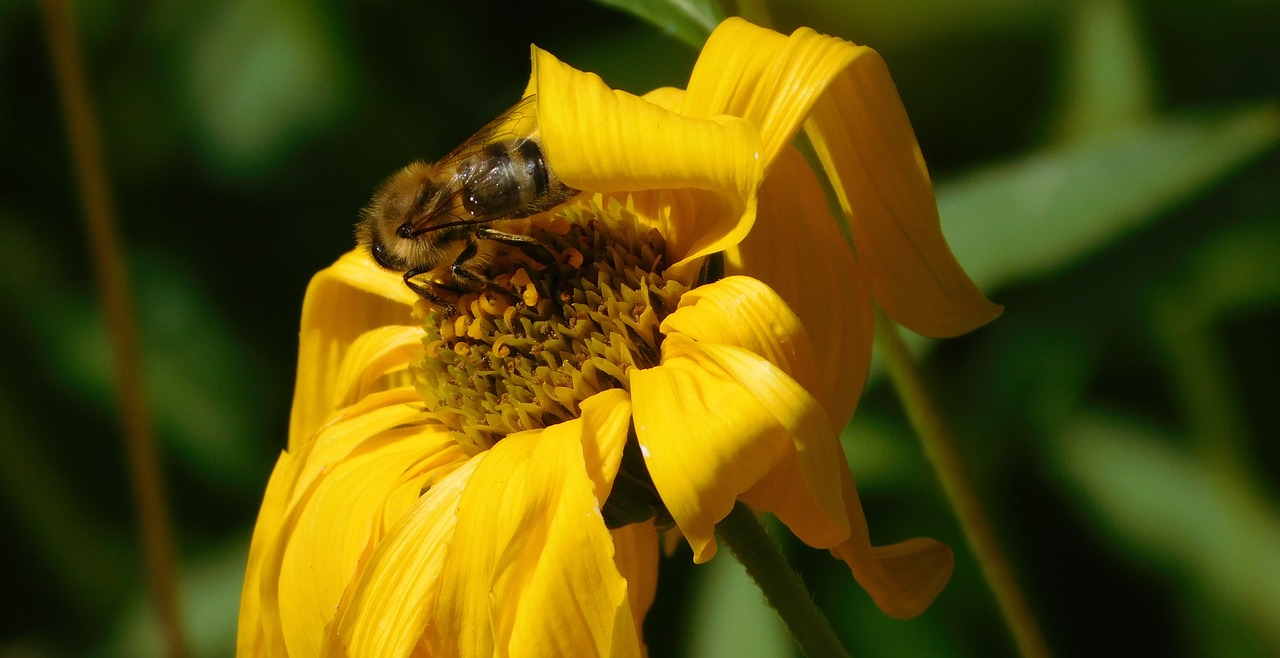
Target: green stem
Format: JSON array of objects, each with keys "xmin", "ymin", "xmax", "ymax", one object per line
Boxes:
[
  {"xmin": 716, "ymin": 502, "xmax": 852, "ymax": 658},
  {"xmin": 38, "ymin": 2, "xmax": 187, "ymax": 657},
  {"xmin": 874, "ymin": 309, "xmax": 1051, "ymax": 658}
]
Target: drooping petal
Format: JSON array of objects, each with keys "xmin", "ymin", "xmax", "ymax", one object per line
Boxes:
[
  {"xmin": 683, "ymin": 17, "xmax": 1000, "ymax": 337},
  {"xmin": 291, "ymin": 249, "xmax": 416, "ymax": 448},
  {"xmin": 430, "ymin": 420, "xmax": 640, "ymax": 658},
  {"xmin": 726, "ymin": 146, "xmax": 873, "ymax": 431},
  {"xmin": 803, "ymin": 47, "xmax": 1001, "ymax": 337},
  {"xmin": 631, "ymin": 334, "xmax": 847, "ymax": 561},
  {"xmin": 828, "ymin": 462, "xmax": 954, "ymax": 619},
  {"xmin": 531, "ymin": 47, "xmax": 763, "ymax": 279}
]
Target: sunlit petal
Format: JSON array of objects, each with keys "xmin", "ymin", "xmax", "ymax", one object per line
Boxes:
[
  {"xmin": 532, "ymin": 47, "xmax": 762, "ymax": 277},
  {"xmin": 430, "ymin": 422, "xmax": 640, "ymax": 657},
  {"xmin": 726, "ymin": 146, "xmax": 872, "ymax": 430},
  {"xmin": 661, "ymin": 275, "xmax": 821, "ymax": 409},
  {"xmin": 610, "ymin": 522, "xmax": 660, "ymax": 651},
  {"xmin": 684, "ymin": 17, "xmax": 999, "ymax": 337},
  {"xmin": 331, "ymin": 325, "xmax": 424, "ymax": 411},
  {"xmin": 323, "ymin": 456, "xmax": 481, "ymax": 658},
  {"xmin": 801, "ymin": 41, "xmax": 1002, "ymax": 337},
  {"xmin": 276, "ymin": 424, "xmax": 461, "ymax": 658},
  {"xmin": 632, "ymin": 334, "xmax": 846, "ymax": 560},
  {"xmin": 292, "ymin": 249, "xmax": 416, "ymax": 449},
  {"xmin": 578, "ymin": 389, "xmax": 634, "ymax": 503}
]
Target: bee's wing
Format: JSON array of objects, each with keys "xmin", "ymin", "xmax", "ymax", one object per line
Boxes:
[
  {"xmin": 404, "ymin": 95, "xmax": 539, "ymax": 233},
  {"xmin": 438, "ymin": 94, "xmax": 539, "ymax": 165}
]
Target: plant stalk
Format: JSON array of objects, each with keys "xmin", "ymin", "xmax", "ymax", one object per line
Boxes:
[
  {"xmin": 875, "ymin": 309, "xmax": 1050, "ymax": 658},
  {"xmin": 717, "ymin": 502, "xmax": 852, "ymax": 658},
  {"xmin": 38, "ymin": 1, "xmax": 187, "ymax": 656}
]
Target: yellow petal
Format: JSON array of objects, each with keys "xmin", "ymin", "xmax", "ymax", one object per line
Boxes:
[
  {"xmin": 828, "ymin": 463, "xmax": 954, "ymax": 618},
  {"xmin": 247, "ymin": 387, "xmax": 440, "ymax": 658},
  {"xmin": 804, "ymin": 46, "xmax": 1001, "ymax": 336},
  {"xmin": 323, "ymin": 455, "xmax": 482, "ymax": 658},
  {"xmin": 291, "ymin": 249, "xmax": 416, "ymax": 449},
  {"xmin": 640, "ymin": 86, "xmax": 685, "ymax": 112},
  {"xmin": 531, "ymin": 47, "xmax": 762, "ymax": 279},
  {"xmin": 726, "ymin": 145, "xmax": 873, "ymax": 430},
  {"xmin": 610, "ymin": 522, "xmax": 659, "ymax": 651},
  {"xmin": 577, "ymin": 389, "xmax": 634, "ymax": 504},
  {"xmin": 684, "ymin": 18, "xmax": 1000, "ymax": 337},
  {"xmin": 630, "ymin": 335, "xmax": 847, "ymax": 562},
  {"xmin": 330, "ymin": 324, "xmax": 424, "ymax": 411},
  {"xmin": 237, "ymin": 449, "xmax": 303, "ymax": 658},
  {"xmin": 692, "ymin": 341, "xmax": 848, "ymax": 549},
  {"xmin": 661, "ymin": 275, "xmax": 822, "ymax": 411},
  {"xmin": 430, "ymin": 422, "xmax": 640, "ymax": 658},
  {"xmin": 276, "ymin": 424, "xmax": 462, "ymax": 658}
]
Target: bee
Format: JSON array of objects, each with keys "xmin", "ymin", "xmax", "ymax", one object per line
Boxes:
[{"xmin": 356, "ymin": 95, "xmax": 578, "ymax": 313}]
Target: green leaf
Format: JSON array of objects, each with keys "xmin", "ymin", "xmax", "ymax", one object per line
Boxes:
[
  {"xmin": 1056, "ymin": 412, "xmax": 1280, "ymax": 648},
  {"xmin": 937, "ymin": 105, "xmax": 1280, "ymax": 291},
  {"xmin": 1176, "ymin": 217, "xmax": 1280, "ymax": 319},
  {"xmin": 590, "ymin": 0, "xmax": 725, "ymax": 49}
]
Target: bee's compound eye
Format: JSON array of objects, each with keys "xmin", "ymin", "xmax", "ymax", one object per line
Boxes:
[
  {"xmin": 370, "ymin": 237, "xmax": 402, "ymax": 270},
  {"xmin": 396, "ymin": 223, "xmax": 414, "ymax": 239}
]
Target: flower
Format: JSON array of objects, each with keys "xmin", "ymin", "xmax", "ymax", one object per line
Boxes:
[{"xmin": 237, "ymin": 17, "xmax": 999, "ymax": 658}]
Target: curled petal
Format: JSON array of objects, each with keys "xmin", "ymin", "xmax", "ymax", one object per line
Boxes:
[
  {"xmin": 531, "ymin": 47, "xmax": 762, "ymax": 278},
  {"xmin": 661, "ymin": 275, "xmax": 822, "ymax": 412},
  {"xmin": 685, "ymin": 17, "xmax": 1000, "ymax": 337},
  {"xmin": 237, "ymin": 383, "xmax": 464, "ymax": 658},
  {"xmin": 292, "ymin": 250, "xmax": 416, "ymax": 449},
  {"xmin": 829, "ymin": 464, "xmax": 954, "ymax": 619},
  {"xmin": 277, "ymin": 424, "xmax": 462, "ymax": 658},
  {"xmin": 631, "ymin": 335, "xmax": 847, "ymax": 562}
]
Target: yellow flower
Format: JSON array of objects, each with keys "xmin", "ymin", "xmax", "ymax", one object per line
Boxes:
[{"xmin": 237, "ymin": 17, "xmax": 999, "ymax": 658}]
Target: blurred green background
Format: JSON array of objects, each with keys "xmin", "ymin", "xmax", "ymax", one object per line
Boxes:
[{"xmin": 3, "ymin": 0, "xmax": 1278, "ymax": 656}]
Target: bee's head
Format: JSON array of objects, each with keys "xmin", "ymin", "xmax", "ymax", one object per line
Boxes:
[{"xmin": 356, "ymin": 161, "xmax": 448, "ymax": 271}]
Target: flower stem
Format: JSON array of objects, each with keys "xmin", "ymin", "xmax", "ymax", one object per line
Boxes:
[
  {"xmin": 38, "ymin": 1, "xmax": 187, "ymax": 657},
  {"xmin": 716, "ymin": 502, "xmax": 852, "ymax": 658},
  {"xmin": 874, "ymin": 309, "xmax": 1051, "ymax": 658}
]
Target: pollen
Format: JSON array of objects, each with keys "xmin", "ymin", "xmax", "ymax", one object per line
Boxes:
[{"xmin": 414, "ymin": 203, "xmax": 688, "ymax": 453}]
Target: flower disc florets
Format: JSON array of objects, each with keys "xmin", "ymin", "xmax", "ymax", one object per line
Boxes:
[{"xmin": 414, "ymin": 203, "xmax": 688, "ymax": 453}]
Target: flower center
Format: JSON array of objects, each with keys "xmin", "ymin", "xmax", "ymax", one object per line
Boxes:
[{"xmin": 414, "ymin": 202, "xmax": 688, "ymax": 453}]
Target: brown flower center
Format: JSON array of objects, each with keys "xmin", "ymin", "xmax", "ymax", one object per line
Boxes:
[{"xmin": 414, "ymin": 203, "xmax": 687, "ymax": 453}]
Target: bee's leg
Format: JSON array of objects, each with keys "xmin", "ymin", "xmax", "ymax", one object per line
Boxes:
[
  {"xmin": 475, "ymin": 228, "xmax": 558, "ymax": 268},
  {"xmin": 404, "ymin": 266, "xmax": 458, "ymax": 317},
  {"xmin": 474, "ymin": 227, "xmax": 567, "ymax": 304},
  {"xmin": 449, "ymin": 237, "xmax": 489, "ymax": 292}
]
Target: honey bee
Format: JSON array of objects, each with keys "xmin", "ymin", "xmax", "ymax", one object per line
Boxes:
[{"xmin": 356, "ymin": 95, "xmax": 578, "ymax": 313}]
